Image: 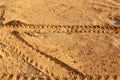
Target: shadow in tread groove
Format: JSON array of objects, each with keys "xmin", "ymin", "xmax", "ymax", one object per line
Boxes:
[
  {"xmin": 0, "ymin": 73, "xmax": 47, "ymax": 80},
  {"xmin": 5, "ymin": 20, "xmax": 27, "ymax": 26},
  {"xmin": 0, "ymin": 20, "xmax": 119, "ymax": 34}
]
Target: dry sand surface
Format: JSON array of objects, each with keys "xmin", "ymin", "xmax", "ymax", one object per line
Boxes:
[{"xmin": 0, "ymin": 0, "xmax": 120, "ymax": 80}]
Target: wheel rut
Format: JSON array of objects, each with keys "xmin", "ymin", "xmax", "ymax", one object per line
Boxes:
[
  {"xmin": 11, "ymin": 30, "xmax": 120, "ymax": 80},
  {"xmin": 0, "ymin": 35, "xmax": 51, "ymax": 79},
  {"xmin": 0, "ymin": 20, "xmax": 120, "ymax": 80},
  {"xmin": 10, "ymin": 30, "xmax": 84, "ymax": 79},
  {"xmin": 0, "ymin": 20, "xmax": 120, "ymax": 34},
  {"xmin": 0, "ymin": 73, "xmax": 48, "ymax": 80}
]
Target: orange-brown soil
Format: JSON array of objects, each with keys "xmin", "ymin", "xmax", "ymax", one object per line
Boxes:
[{"xmin": 0, "ymin": 0, "xmax": 120, "ymax": 80}]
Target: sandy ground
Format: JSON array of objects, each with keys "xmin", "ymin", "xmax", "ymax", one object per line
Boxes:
[
  {"xmin": 0, "ymin": 0, "xmax": 120, "ymax": 25},
  {"xmin": 0, "ymin": 0, "xmax": 120, "ymax": 80}
]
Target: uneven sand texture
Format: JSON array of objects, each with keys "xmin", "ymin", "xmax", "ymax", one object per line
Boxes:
[
  {"xmin": 0, "ymin": 0, "xmax": 120, "ymax": 80},
  {"xmin": 0, "ymin": 0, "xmax": 120, "ymax": 25}
]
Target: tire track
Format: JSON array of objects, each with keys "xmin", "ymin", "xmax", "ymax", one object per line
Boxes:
[
  {"xmin": 11, "ymin": 31, "xmax": 84, "ymax": 79},
  {"xmin": 0, "ymin": 31, "xmax": 82, "ymax": 79},
  {"xmin": 0, "ymin": 5, "xmax": 5, "ymax": 25},
  {"xmin": 0, "ymin": 73, "xmax": 48, "ymax": 80},
  {"xmin": 0, "ymin": 20, "xmax": 119, "ymax": 34},
  {"xmin": 0, "ymin": 73, "xmax": 120, "ymax": 80},
  {"xmin": 0, "ymin": 20, "xmax": 120, "ymax": 79},
  {"xmin": 11, "ymin": 31, "xmax": 120, "ymax": 80},
  {"xmin": 83, "ymin": 74, "xmax": 120, "ymax": 80},
  {"xmin": 0, "ymin": 35, "xmax": 52, "ymax": 79},
  {"xmin": 13, "ymin": 32, "xmax": 120, "ymax": 80},
  {"xmin": 0, "ymin": 33, "xmax": 120, "ymax": 79}
]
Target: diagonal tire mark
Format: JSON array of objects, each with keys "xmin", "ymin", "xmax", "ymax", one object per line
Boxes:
[
  {"xmin": 11, "ymin": 30, "xmax": 85, "ymax": 79},
  {"xmin": 0, "ymin": 35, "xmax": 52, "ymax": 79}
]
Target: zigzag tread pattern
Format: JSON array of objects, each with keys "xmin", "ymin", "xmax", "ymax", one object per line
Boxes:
[
  {"xmin": 0, "ymin": 73, "xmax": 48, "ymax": 80},
  {"xmin": 0, "ymin": 20, "xmax": 120, "ymax": 80},
  {"xmin": 0, "ymin": 20, "xmax": 120, "ymax": 33}
]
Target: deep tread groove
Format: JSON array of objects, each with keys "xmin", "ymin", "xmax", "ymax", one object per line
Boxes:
[
  {"xmin": 8, "ymin": 74, "xmax": 14, "ymax": 80},
  {"xmin": 16, "ymin": 74, "xmax": 21, "ymax": 80}
]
